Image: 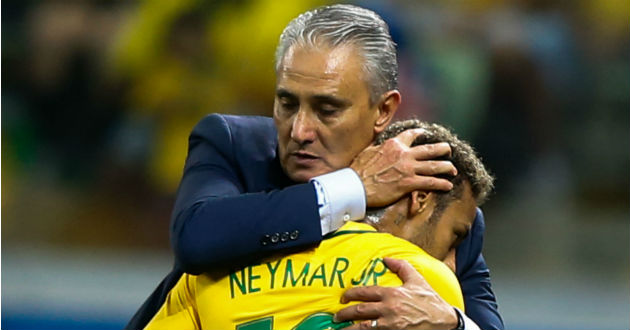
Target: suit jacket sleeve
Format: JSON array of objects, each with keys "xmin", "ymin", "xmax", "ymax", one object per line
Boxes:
[
  {"xmin": 455, "ymin": 208, "xmax": 504, "ymax": 330},
  {"xmin": 171, "ymin": 114, "xmax": 322, "ymax": 274}
]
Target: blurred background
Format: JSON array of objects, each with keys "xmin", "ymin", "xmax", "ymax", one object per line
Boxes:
[{"xmin": 2, "ymin": 0, "xmax": 628, "ymax": 329}]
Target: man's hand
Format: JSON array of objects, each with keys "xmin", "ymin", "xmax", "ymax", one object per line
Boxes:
[
  {"xmin": 334, "ymin": 258, "xmax": 459, "ymax": 330},
  {"xmin": 350, "ymin": 129, "xmax": 456, "ymax": 207}
]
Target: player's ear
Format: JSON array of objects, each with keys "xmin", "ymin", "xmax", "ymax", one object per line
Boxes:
[
  {"xmin": 408, "ymin": 190, "xmax": 431, "ymax": 216},
  {"xmin": 374, "ymin": 90, "xmax": 400, "ymax": 134}
]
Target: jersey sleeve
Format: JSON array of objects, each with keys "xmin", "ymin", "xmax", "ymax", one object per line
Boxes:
[{"xmin": 144, "ymin": 274, "xmax": 200, "ymax": 330}]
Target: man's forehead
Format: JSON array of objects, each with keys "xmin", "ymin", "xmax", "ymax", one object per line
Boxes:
[
  {"xmin": 276, "ymin": 44, "xmax": 369, "ymax": 101},
  {"xmin": 277, "ymin": 70, "xmax": 339, "ymax": 87},
  {"xmin": 278, "ymin": 43, "xmax": 362, "ymax": 79}
]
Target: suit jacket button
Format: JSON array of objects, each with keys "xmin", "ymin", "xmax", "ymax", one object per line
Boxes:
[
  {"xmin": 290, "ymin": 230, "xmax": 299, "ymax": 240},
  {"xmin": 261, "ymin": 234, "xmax": 270, "ymax": 246},
  {"xmin": 271, "ymin": 233, "xmax": 280, "ymax": 243},
  {"xmin": 280, "ymin": 231, "xmax": 290, "ymax": 242}
]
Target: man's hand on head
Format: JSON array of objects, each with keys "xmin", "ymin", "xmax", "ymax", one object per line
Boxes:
[
  {"xmin": 334, "ymin": 258, "xmax": 459, "ymax": 330},
  {"xmin": 350, "ymin": 128, "xmax": 457, "ymax": 208}
]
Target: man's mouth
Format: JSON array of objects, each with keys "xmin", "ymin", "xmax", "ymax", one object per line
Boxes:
[
  {"xmin": 291, "ymin": 151, "xmax": 319, "ymax": 159},
  {"xmin": 289, "ymin": 151, "xmax": 320, "ymax": 165}
]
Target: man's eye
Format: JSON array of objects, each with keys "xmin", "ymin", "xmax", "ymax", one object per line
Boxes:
[
  {"xmin": 318, "ymin": 104, "xmax": 339, "ymax": 115},
  {"xmin": 280, "ymin": 100, "xmax": 298, "ymax": 111}
]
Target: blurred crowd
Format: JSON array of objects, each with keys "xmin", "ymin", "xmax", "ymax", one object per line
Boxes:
[{"xmin": 2, "ymin": 0, "xmax": 628, "ymax": 250}]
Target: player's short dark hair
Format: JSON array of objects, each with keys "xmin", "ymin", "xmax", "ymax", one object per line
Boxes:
[{"xmin": 375, "ymin": 120, "xmax": 494, "ymax": 221}]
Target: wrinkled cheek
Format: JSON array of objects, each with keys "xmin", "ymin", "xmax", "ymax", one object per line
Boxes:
[
  {"xmin": 323, "ymin": 150, "xmax": 351, "ymax": 170},
  {"xmin": 276, "ymin": 139, "xmax": 290, "ymax": 170},
  {"xmin": 324, "ymin": 140, "xmax": 358, "ymax": 168},
  {"xmin": 276, "ymin": 125, "xmax": 290, "ymax": 152}
]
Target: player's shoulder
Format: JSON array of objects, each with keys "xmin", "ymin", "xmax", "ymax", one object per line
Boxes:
[
  {"xmin": 331, "ymin": 222, "xmax": 453, "ymax": 276},
  {"xmin": 327, "ymin": 222, "xmax": 426, "ymax": 256}
]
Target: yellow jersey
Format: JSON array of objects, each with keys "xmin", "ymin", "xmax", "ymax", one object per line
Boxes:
[{"xmin": 146, "ymin": 222, "xmax": 464, "ymax": 330}]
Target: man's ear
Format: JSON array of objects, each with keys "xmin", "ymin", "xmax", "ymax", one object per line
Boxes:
[
  {"xmin": 374, "ymin": 90, "xmax": 401, "ymax": 134},
  {"xmin": 408, "ymin": 190, "xmax": 431, "ymax": 217}
]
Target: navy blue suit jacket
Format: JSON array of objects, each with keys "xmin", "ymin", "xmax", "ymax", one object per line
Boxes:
[{"xmin": 126, "ymin": 114, "xmax": 503, "ymax": 330}]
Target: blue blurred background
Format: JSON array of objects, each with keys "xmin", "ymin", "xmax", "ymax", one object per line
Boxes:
[{"xmin": 2, "ymin": 0, "xmax": 628, "ymax": 329}]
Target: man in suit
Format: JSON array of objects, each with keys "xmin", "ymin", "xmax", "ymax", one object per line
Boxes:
[
  {"xmin": 144, "ymin": 119, "xmax": 493, "ymax": 330},
  {"xmin": 127, "ymin": 4, "xmax": 503, "ymax": 330}
]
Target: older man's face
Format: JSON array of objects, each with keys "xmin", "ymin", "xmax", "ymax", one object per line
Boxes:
[{"xmin": 274, "ymin": 44, "xmax": 380, "ymax": 182}]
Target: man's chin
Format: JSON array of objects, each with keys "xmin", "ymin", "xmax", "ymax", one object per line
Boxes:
[
  {"xmin": 286, "ymin": 166, "xmax": 330, "ymax": 183},
  {"xmin": 287, "ymin": 169, "xmax": 318, "ymax": 183}
]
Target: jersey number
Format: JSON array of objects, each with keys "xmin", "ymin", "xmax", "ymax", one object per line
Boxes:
[{"xmin": 236, "ymin": 313, "xmax": 352, "ymax": 330}]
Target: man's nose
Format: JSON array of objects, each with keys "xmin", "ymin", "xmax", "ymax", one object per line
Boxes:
[{"xmin": 290, "ymin": 109, "xmax": 317, "ymax": 145}]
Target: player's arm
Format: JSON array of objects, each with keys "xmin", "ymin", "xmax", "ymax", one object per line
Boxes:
[
  {"xmin": 145, "ymin": 275, "xmax": 199, "ymax": 330},
  {"xmin": 171, "ymin": 114, "xmax": 324, "ymax": 274}
]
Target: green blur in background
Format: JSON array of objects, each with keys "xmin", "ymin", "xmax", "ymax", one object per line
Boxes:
[{"xmin": 2, "ymin": 0, "xmax": 629, "ymax": 329}]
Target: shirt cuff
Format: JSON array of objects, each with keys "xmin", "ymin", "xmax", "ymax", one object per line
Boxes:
[
  {"xmin": 455, "ymin": 308, "xmax": 480, "ymax": 330},
  {"xmin": 310, "ymin": 168, "xmax": 366, "ymax": 235}
]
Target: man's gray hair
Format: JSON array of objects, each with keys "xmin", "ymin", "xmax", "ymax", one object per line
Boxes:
[{"xmin": 274, "ymin": 4, "xmax": 398, "ymax": 105}]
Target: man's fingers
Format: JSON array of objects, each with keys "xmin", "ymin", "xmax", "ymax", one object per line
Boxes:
[
  {"xmin": 414, "ymin": 160, "xmax": 457, "ymax": 176},
  {"xmin": 402, "ymin": 176, "xmax": 453, "ymax": 192},
  {"xmin": 339, "ymin": 319, "xmax": 383, "ymax": 330},
  {"xmin": 394, "ymin": 128, "xmax": 426, "ymax": 146},
  {"xmin": 383, "ymin": 257, "xmax": 428, "ymax": 286},
  {"xmin": 340, "ymin": 285, "xmax": 385, "ymax": 304},
  {"xmin": 334, "ymin": 302, "xmax": 382, "ymax": 323},
  {"xmin": 410, "ymin": 142, "xmax": 452, "ymax": 160}
]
